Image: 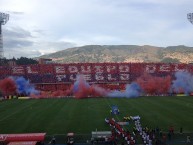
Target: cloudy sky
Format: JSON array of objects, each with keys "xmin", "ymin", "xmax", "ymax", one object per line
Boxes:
[{"xmin": 0, "ymin": 0, "xmax": 193, "ymax": 58}]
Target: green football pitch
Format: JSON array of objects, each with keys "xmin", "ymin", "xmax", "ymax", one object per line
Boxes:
[{"xmin": 0, "ymin": 96, "xmax": 193, "ymax": 135}]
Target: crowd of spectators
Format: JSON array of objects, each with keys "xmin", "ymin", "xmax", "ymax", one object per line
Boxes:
[{"xmin": 105, "ymin": 118, "xmax": 135, "ymax": 145}]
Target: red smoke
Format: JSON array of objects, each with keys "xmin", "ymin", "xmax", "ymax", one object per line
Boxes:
[
  {"xmin": 0, "ymin": 78, "xmax": 17, "ymax": 96},
  {"xmin": 30, "ymin": 89, "xmax": 72, "ymax": 99},
  {"xmin": 90, "ymin": 85, "xmax": 108, "ymax": 97},
  {"xmin": 72, "ymin": 76, "xmax": 91, "ymax": 99},
  {"xmin": 0, "ymin": 73, "xmax": 172, "ymax": 99},
  {"xmin": 52, "ymin": 90, "xmax": 64, "ymax": 97},
  {"xmin": 73, "ymin": 85, "xmax": 107, "ymax": 99},
  {"xmin": 137, "ymin": 73, "xmax": 171, "ymax": 94},
  {"xmin": 72, "ymin": 75, "xmax": 107, "ymax": 99}
]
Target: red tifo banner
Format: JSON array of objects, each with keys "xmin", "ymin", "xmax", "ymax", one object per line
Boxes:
[{"xmin": 0, "ymin": 63, "xmax": 191, "ymax": 83}]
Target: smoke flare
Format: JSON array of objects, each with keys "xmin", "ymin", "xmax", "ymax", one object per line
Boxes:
[{"xmin": 171, "ymin": 71, "xmax": 193, "ymax": 94}]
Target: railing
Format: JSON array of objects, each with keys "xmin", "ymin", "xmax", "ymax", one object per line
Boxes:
[{"xmin": 43, "ymin": 132, "xmax": 193, "ymax": 145}]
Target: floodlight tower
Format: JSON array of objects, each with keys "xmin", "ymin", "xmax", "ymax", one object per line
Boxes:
[
  {"xmin": 0, "ymin": 12, "xmax": 9, "ymax": 59},
  {"xmin": 187, "ymin": 13, "xmax": 193, "ymax": 25}
]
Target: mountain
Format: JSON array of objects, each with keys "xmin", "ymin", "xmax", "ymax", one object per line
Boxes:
[{"xmin": 39, "ymin": 45, "xmax": 193, "ymax": 63}]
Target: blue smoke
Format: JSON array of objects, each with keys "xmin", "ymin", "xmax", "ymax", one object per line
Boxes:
[
  {"xmin": 72, "ymin": 75, "xmax": 90, "ymax": 93},
  {"xmin": 172, "ymin": 71, "xmax": 193, "ymax": 94},
  {"xmin": 14, "ymin": 76, "xmax": 39, "ymax": 95},
  {"xmin": 107, "ymin": 82, "xmax": 141, "ymax": 98}
]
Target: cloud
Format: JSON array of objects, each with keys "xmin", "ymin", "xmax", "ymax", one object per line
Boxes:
[
  {"xmin": 36, "ymin": 41, "xmax": 76, "ymax": 55},
  {"xmin": 3, "ymin": 27, "xmax": 34, "ymax": 50},
  {"xmin": 4, "ymin": 27, "xmax": 33, "ymax": 38},
  {"xmin": 4, "ymin": 39, "xmax": 33, "ymax": 48},
  {"xmin": 1, "ymin": 0, "xmax": 193, "ymax": 58},
  {"xmin": 4, "ymin": 40, "xmax": 75, "ymax": 58},
  {"xmin": 6, "ymin": 11, "xmax": 24, "ymax": 15},
  {"xmin": 3, "ymin": 26, "xmax": 75, "ymax": 58},
  {"xmin": 7, "ymin": 48, "xmax": 42, "ymax": 59}
]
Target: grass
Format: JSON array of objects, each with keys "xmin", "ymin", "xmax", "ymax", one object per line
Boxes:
[{"xmin": 0, "ymin": 96, "xmax": 193, "ymax": 135}]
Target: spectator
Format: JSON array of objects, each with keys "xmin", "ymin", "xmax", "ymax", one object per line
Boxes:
[
  {"xmin": 180, "ymin": 127, "xmax": 183, "ymax": 134},
  {"xmin": 167, "ymin": 132, "xmax": 171, "ymax": 141},
  {"xmin": 159, "ymin": 130, "xmax": 162, "ymax": 137},
  {"xmin": 148, "ymin": 139, "xmax": 152, "ymax": 145},
  {"xmin": 187, "ymin": 136, "xmax": 190, "ymax": 143},
  {"xmin": 169, "ymin": 126, "xmax": 174, "ymax": 134},
  {"xmin": 51, "ymin": 136, "xmax": 56, "ymax": 144},
  {"xmin": 156, "ymin": 126, "xmax": 159, "ymax": 134},
  {"xmin": 162, "ymin": 134, "xmax": 166, "ymax": 144}
]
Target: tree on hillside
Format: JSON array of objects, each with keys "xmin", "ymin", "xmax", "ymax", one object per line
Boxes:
[
  {"xmin": 0, "ymin": 58, "xmax": 9, "ymax": 66},
  {"xmin": 16, "ymin": 57, "xmax": 38, "ymax": 65},
  {"xmin": 161, "ymin": 57, "xmax": 180, "ymax": 63}
]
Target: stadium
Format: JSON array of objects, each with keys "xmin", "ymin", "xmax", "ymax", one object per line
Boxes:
[
  {"xmin": 0, "ymin": 62, "xmax": 193, "ymax": 145},
  {"xmin": 0, "ymin": 2, "xmax": 193, "ymax": 145}
]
